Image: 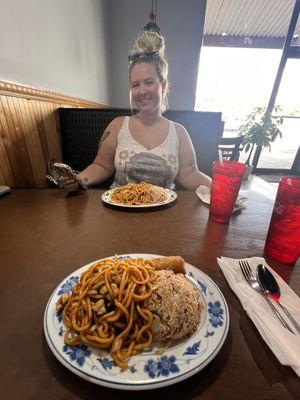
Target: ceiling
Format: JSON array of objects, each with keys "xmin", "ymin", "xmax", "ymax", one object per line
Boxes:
[{"xmin": 204, "ymin": 0, "xmax": 300, "ymax": 38}]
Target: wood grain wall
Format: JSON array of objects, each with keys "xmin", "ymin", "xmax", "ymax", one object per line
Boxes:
[{"xmin": 0, "ymin": 81, "xmax": 107, "ymax": 188}]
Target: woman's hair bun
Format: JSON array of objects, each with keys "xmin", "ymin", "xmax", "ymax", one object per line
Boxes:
[{"xmin": 132, "ymin": 31, "xmax": 165, "ymax": 57}]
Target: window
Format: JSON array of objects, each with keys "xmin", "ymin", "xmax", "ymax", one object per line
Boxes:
[
  {"xmin": 195, "ymin": 47, "xmax": 281, "ymax": 137},
  {"xmin": 257, "ymin": 58, "xmax": 300, "ymax": 169}
]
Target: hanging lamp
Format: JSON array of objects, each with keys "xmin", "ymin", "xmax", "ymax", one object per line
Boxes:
[{"xmin": 143, "ymin": 0, "xmax": 160, "ymax": 33}]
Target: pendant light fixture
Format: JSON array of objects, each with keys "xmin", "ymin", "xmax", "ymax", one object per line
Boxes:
[{"xmin": 144, "ymin": 0, "xmax": 160, "ymax": 33}]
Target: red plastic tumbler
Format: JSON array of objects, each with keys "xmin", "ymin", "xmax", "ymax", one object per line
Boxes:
[
  {"xmin": 209, "ymin": 161, "xmax": 246, "ymax": 224},
  {"xmin": 264, "ymin": 177, "xmax": 300, "ymax": 265}
]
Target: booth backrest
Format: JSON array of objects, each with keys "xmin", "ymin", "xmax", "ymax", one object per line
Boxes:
[{"xmin": 59, "ymin": 108, "xmax": 223, "ymax": 188}]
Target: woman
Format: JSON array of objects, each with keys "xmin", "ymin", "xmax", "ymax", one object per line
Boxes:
[{"xmin": 60, "ymin": 31, "xmax": 211, "ymax": 192}]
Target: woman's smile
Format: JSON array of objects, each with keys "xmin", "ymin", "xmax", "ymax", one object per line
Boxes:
[{"xmin": 139, "ymin": 97, "xmax": 152, "ymax": 103}]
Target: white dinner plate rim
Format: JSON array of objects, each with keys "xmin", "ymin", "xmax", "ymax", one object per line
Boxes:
[
  {"xmin": 101, "ymin": 188, "xmax": 177, "ymax": 208},
  {"xmin": 44, "ymin": 253, "xmax": 229, "ymax": 390}
]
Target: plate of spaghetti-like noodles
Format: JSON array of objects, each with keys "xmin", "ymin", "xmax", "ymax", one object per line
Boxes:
[
  {"xmin": 101, "ymin": 182, "xmax": 177, "ymax": 208},
  {"xmin": 44, "ymin": 254, "xmax": 229, "ymax": 390}
]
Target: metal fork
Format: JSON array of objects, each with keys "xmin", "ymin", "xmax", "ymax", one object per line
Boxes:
[{"xmin": 239, "ymin": 260, "xmax": 294, "ymax": 334}]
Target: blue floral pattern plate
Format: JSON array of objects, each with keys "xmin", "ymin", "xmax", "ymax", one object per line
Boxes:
[
  {"xmin": 101, "ymin": 188, "xmax": 177, "ymax": 208},
  {"xmin": 44, "ymin": 254, "xmax": 229, "ymax": 390}
]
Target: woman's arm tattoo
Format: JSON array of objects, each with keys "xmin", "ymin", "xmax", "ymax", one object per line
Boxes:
[
  {"xmin": 187, "ymin": 157, "xmax": 198, "ymax": 172},
  {"xmin": 98, "ymin": 130, "xmax": 110, "ymax": 150}
]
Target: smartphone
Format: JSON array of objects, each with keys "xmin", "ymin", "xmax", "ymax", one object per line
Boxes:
[{"xmin": 47, "ymin": 159, "xmax": 87, "ymax": 191}]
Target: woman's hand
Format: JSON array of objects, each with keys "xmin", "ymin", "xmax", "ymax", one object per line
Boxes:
[{"xmin": 58, "ymin": 176, "xmax": 82, "ymax": 192}]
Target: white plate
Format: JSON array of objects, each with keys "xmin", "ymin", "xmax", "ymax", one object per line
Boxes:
[
  {"xmin": 44, "ymin": 254, "xmax": 229, "ymax": 390},
  {"xmin": 101, "ymin": 188, "xmax": 177, "ymax": 209}
]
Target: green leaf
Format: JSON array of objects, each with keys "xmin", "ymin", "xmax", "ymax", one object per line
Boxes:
[{"xmin": 238, "ymin": 106, "xmax": 284, "ymax": 152}]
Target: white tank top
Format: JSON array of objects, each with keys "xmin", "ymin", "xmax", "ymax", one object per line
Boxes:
[{"xmin": 111, "ymin": 116, "xmax": 179, "ymax": 189}]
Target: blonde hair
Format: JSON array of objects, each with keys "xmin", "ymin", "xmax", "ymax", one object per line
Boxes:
[{"xmin": 128, "ymin": 31, "xmax": 169, "ymax": 113}]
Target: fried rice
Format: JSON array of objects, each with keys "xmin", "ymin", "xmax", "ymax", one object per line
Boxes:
[{"xmin": 146, "ymin": 270, "xmax": 203, "ymax": 342}]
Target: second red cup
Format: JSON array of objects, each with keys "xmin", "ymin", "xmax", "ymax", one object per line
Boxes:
[
  {"xmin": 264, "ymin": 177, "xmax": 300, "ymax": 265},
  {"xmin": 209, "ymin": 161, "xmax": 246, "ymax": 224}
]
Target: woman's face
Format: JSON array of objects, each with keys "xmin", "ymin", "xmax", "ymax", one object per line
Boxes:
[{"xmin": 130, "ymin": 62, "xmax": 165, "ymax": 114}]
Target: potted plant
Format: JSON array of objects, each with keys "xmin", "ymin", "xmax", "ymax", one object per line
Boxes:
[{"xmin": 238, "ymin": 106, "xmax": 283, "ymax": 179}]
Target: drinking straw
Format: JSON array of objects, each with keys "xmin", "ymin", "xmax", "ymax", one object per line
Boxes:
[{"xmin": 218, "ymin": 149, "xmax": 224, "ymax": 167}]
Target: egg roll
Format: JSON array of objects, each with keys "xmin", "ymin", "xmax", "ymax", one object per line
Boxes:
[{"xmin": 149, "ymin": 256, "xmax": 186, "ymax": 274}]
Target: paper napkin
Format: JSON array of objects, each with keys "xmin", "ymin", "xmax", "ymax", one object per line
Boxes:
[
  {"xmin": 196, "ymin": 185, "xmax": 247, "ymax": 213},
  {"xmin": 217, "ymin": 256, "xmax": 300, "ymax": 377}
]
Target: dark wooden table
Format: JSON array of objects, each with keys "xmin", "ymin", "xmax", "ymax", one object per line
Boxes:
[{"xmin": 0, "ymin": 177, "xmax": 299, "ymax": 399}]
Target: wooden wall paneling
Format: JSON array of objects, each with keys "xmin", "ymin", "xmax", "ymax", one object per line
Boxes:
[
  {"xmin": 20, "ymin": 98, "xmax": 48, "ymax": 187},
  {"xmin": 29, "ymin": 99, "xmax": 51, "ymax": 186},
  {"xmin": 0, "ymin": 99, "xmax": 14, "ymax": 185},
  {"xmin": 16, "ymin": 98, "xmax": 39, "ymax": 186},
  {"xmin": 0, "ymin": 153, "xmax": 6, "ymax": 184},
  {"xmin": 10, "ymin": 96, "xmax": 36, "ymax": 187},
  {"xmin": 9, "ymin": 96, "xmax": 35, "ymax": 185},
  {"xmin": 0, "ymin": 96, "xmax": 20, "ymax": 186},
  {"xmin": 32, "ymin": 99, "xmax": 50, "ymax": 165},
  {"xmin": 0, "ymin": 131, "xmax": 13, "ymax": 185},
  {"xmin": 0, "ymin": 80, "xmax": 106, "ymax": 187},
  {"xmin": 1, "ymin": 96, "xmax": 34, "ymax": 187},
  {"xmin": 42, "ymin": 101, "xmax": 62, "ymax": 162}
]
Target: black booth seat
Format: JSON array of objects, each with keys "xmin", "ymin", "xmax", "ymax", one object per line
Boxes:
[{"xmin": 58, "ymin": 108, "xmax": 223, "ymax": 188}]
